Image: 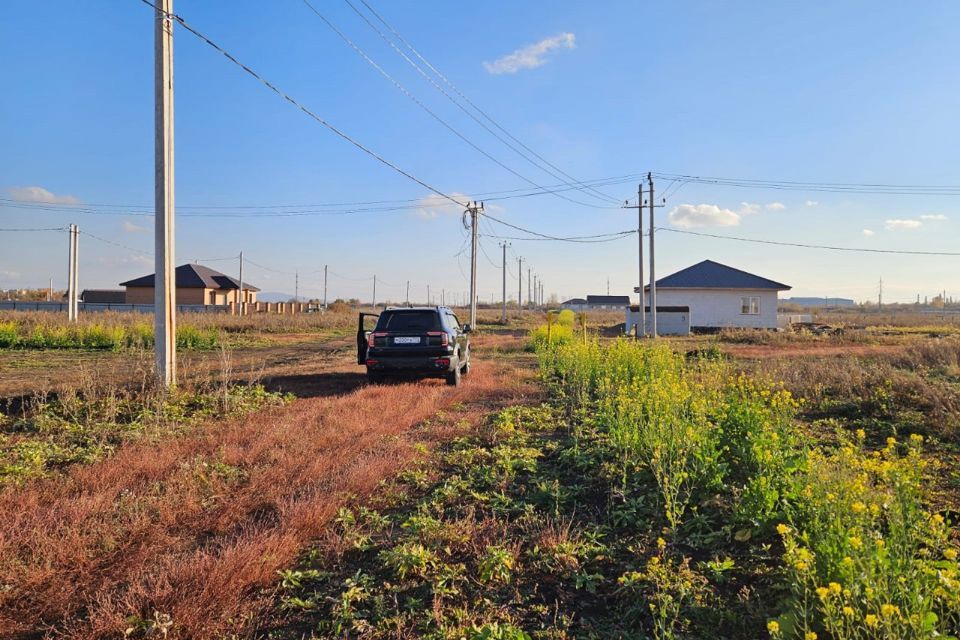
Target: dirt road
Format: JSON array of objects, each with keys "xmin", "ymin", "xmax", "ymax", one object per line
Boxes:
[{"xmin": 0, "ymin": 333, "xmax": 539, "ymax": 639}]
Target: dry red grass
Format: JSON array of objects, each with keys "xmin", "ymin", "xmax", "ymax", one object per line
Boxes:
[{"xmin": 0, "ymin": 342, "xmax": 539, "ymax": 638}]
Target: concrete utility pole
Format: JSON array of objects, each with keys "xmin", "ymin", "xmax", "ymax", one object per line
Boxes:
[
  {"xmin": 406, "ymin": 280, "xmax": 410, "ymax": 306},
  {"xmin": 427, "ymin": 284, "xmax": 431, "ymax": 305},
  {"xmin": 238, "ymin": 251, "xmax": 244, "ymax": 315},
  {"xmin": 442, "ymin": 289, "xmax": 445, "ymax": 306},
  {"xmin": 467, "ymin": 201, "xmax": 482, "ymax": 327},
  {"xmin": 48, "ymin": 277, "xmax": 53, "ymax": 302},
  {"xmin": 517, "ymin": 256, "xmax": 523, "ymax": 311},
  {"xmin": 878, "ymin": 277, "xmax": 883, "ymax": 311},
  {"xmin": 67, "ymin": 224, "xmax": 78, "ymax": 321},
  {"xmin": 527, "ymin": 268, "xmax": 532, "ymax": 310},
  {"xmin": 648, "ymin": 172, "xmax": 657, "ymax": 338},
  {"xmin": 540, "ymin": 282, "xmax": 544, "ymax": 307},
  {"xmin": 622, "ymin": 184, "xmax": 645, "ymax": 337},
  {"xmin": 154, "ymin": 0, "xmax": 176, "ymax": 387},
  {"xmin": 500, "ymin": 242, "xmax": 509, "ymax": 323},
  {"xmin": 372, "ymin": 274, "xmax": 377, "ymax": 310},
  {"xmin": 323, "ymin": 264, "xmax": 328, "ymax": 309},
  {"xmin": 294, "ymin": 271, "xmax": 299, "ymax": 303},
  {"xmin": 533, "ymin": 274, "xmax": 538, "ymax": 308}
]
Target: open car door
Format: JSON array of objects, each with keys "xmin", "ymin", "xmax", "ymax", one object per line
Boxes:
[{"xmin": 356, "ymin": 312, "xmax": 380, "ymax": 364}]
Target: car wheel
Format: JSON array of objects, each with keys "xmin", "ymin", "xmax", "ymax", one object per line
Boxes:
[
  {"xmin": 445, "ymin": 365, "xmax": 461, "ymax": 386},
  {"xmin": 367, "ymin": 371, "xmax": 385, "ymax": 384},
  {"xmin": 462, "ymin": 355, "xmax": 471, "ymax": 376}
]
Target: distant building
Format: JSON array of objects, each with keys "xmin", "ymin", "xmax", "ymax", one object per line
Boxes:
[
  {"xmin": 783, "ymin": 297, "xmax": 855, "ymax": 307},
  {"xmin": 641, "ymin": 260, "xmax": 791, "ymax": 331},
  {"xmin": 120, "ymin": 263, "xmax": 259, "ymax": 306},
  {"xmin": 80, "ymin": 289, "xmax": 126, "ymax": 304},
  {"xmin": 560, "ymin": 295, "xmax": 631, "ymax": 311}
]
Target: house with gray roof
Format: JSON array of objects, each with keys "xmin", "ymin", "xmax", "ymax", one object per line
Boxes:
[
  {"xmin": 560, "ymin": 295, "xmax": 631, "ymax": 311},
  {"xmin": 120, "ymin": 263, "xmax": 259, "ymax": 306},
  {"xmin": 630, "ymin": 260, "xmax": 790, "ymax": 332}
]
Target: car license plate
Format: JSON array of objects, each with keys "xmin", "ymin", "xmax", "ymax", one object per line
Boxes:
[{"xmin": 394, "ymin": 336, "xmax": 421, "ymax": 344}]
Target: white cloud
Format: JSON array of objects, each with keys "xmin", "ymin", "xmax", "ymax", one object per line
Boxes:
[
  {"xmin": 862, "ymin": 229, "xmax": 875, "ymax": 237},
  {"xmin": 739, "ymin": 202, "xmax": 761, "ymax": 215},
  {"xmin": 8, "ymin": 186, "xmax": 80, "ymax": 205},
  {"xmin": 415, "ymin": 192, "xmax": 472, "ymax": 219},
  {"xmin": 122, "ymin": 221, "xmax": 148, "ymax": 233},
  {"xmin": 765, "ymin": 202, "xmax": 786, "ymax": 211},
  {"xmin": 0, "ymin": 270, "xmax": 20, "ymax": 280},
  {"xmin": 668, "ymin": 204, "xmax": 741, "ymax": 228},
  {"xmin": 884, "ymin": 219, "xmax": 923, "ymax": 230},
  {"xmin": 483, "ymin": 33, "xmax": 576, "ymax": 75},
  {"xmin": 97, "ymin": 254, "xmax": 152, "ymax": 268},
  {"xmin": 806, "ymin": 200, "xmax": 819, "ymax": 207},
  {"xmin": 920, "ymin": 213, "xmax": 947, "ymax": 221}
]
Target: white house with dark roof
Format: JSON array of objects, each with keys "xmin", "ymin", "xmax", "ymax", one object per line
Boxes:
[
  {"xmin": 630, "ymin": 260, "xmax": 791, "ymax": 332},
  {"xmin": 560, "ymin": 294, "xmax": 631, "ymax": 311}
]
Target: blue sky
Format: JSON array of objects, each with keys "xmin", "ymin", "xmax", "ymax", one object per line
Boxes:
[{"xmin": 2, "ymin": 1, "xmax": 958, "ymax": 303}]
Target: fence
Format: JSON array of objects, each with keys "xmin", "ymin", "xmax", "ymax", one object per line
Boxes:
[{"xmin": 0, "ymin": 301, "xmax": 310, "ymax": 315}]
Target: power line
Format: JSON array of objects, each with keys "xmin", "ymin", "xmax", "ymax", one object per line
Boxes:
[
  {"xmin": 299, "ymin": 0, "xmax": 614, "ymax": 210},
  {"xmin": 651, "ymin": 172, "xmax": 960, "ymax": 196},
  {"xmin": 136, "ymin": 0, "xmax": 467, "ymax": 210},
  {"xmin": 657, "ymin": 227, "xmax": 960, "ymax": 256},
  {"xmin": 0, "ymin": 227, "xmax": 67, "ymax": 232},
  {"xmin": 344, "ymin": 0, "xmax": 621, "ymax": 206},
  {"xmin": 481, "ymin": 210, "xmax": 637, "ymax": 243},
  {"xmin": 0, "ymin": 173, "xmax": 642, "ymax": 218},
  {"xmin": 79, "ymin": 230, "xmax": 153, "ymax": 255}
]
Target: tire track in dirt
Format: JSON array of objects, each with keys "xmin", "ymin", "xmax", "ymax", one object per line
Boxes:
[{"xmin": 0, "ymin": 337, "xmax": 539, "ymax": 639}]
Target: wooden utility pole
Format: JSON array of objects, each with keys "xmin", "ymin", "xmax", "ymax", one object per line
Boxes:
[
  {"xmin": 155, "ymin": 0, "xmax": 176, "ymax": 386},
  {"xmin": 500, "ymin": 241, "xmax": 510, "ymax": 323}
]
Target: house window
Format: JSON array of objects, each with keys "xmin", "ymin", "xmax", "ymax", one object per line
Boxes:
[{"xmin": 740, "ymin": 296, "xmax": 760, "ymax": 315}]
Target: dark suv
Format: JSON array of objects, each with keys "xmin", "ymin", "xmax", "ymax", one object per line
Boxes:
[{"xmin": 357, "ymin": 307, "xmax": 471, "ymax": 385}]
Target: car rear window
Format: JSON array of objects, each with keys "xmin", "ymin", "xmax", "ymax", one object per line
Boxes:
[{"xmin": 378, "ymin": 311, "xmax": 441, "ymax": 332}]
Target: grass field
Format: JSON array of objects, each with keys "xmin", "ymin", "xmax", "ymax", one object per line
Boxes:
[{"xmin": 1, "ymin": 307, "xmax": 958, "ymax": 638}]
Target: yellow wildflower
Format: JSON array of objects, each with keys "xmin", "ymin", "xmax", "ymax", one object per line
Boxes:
[
  {"xmin": 767, "ymin": 620, "xmax": 780, "ymax": 635},
  {"xmin": 856, "ymin": 428, "xmax": 866, "ymax": 440},
  {"xmin": 886, "ymin": 436, "xmax": 897, "ymax": 448},
  {"xmin": 865, "ymin": 614, "xmax": 878, "ymax": 627},
  {"xmin": 849, "ymin": 535, "xmax": 863, "ymax": 549},
  {"xmin": 794, "ymin": 560, "xmax": 808, "ymax": 571},
  {"xmin": 829, "ymin": 582, "xmax": 842, "ymax": 595},
  {"xmin": 910, "ymin": 433, "xmax": 923, "ymax": 443},
  {"xmin": 805, "ymin": 632, "xmax": 817, "ymax": 640},
  {"xmin": 945, "ymin": 548, "xmax": 957, "ymax": 561},
  {"xmin": 816, "ymin": 587, "xmax": 830, "ymax": 600},
  {"xmin": 880, "ymin": 603, "xmax": 900, "ymax": 617},
  {"xmin": 851, "ymin": 502, "xmax": 866, "ymax": 513},
  {"xmin": 842, "ymin": 606, "xmax": 854, "ymax": 617},
  {"xmin": 776, "ymin": 523, "xmax": 790, "ymax": 536},
  {"xmin": 656, "ymin": 537, "xmax": 667, "ymax": 550}
]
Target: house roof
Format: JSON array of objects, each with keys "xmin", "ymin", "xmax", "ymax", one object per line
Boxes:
[
  {"xmin": 561, "ymin": 298, "xmax": 587, "ymax": 305},
  {"xmin": 644, "ymin": 260, "xmax": 790, "ymax": 291},
  {"xmin": 120, "ymin": 263, "xmax": 260, "ymax": 291},
  {"xmin": 80, "ymin": 289, "xmax": 126, "ymax": 303},
  {"xmin": 586, "ymin": 295, "xmax": 631, "ymax": 304}
]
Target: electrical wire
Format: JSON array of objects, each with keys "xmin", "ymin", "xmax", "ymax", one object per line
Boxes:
[
  {"xmin": 137, "ymin": 0, "xmax": 468, "ymax": 210},
  {"xmin": 344, "ymin": 0, "xmax": 622, "ymax": 205},
  {"xmin": 79, "ymin": 230, "xmax": 153, "ymax": 255},
  {"xmin": 299, "ymin": 0, "xmax": 614, "ymax": 210},
  {"xmin": 0, "ymin": 227, "xmax": 67, "ymax": 232},
  {"xmin": 656, "ymin": 227, "xmax": 960, "ymax": 256},
  {"xmin": 651, "ymin": 172, "xmax": 960, "ymax": 196}
]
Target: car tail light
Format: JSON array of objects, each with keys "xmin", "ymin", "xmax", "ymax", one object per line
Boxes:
[
  {"xmin": 435, "ymin": 358, "xmax": 450, "ymax": 367},
  {"xmin": 368, "ymin": 332, "xmax": 387, "ymax": 348},
  {"xmin": 365, "ymin": 358, "xmax": 378, "ymax": 366},
  {"xmin": 427, "ymin": 331, "xmax": 448, "ymax": 347}
]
